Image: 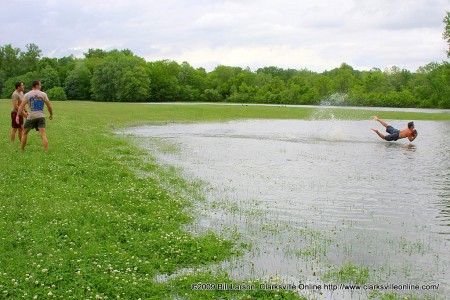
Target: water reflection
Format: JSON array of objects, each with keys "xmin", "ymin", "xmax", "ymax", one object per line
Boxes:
[{"xmin": 123, "ymin": 119, "xmax": 450, "ymax": 298}]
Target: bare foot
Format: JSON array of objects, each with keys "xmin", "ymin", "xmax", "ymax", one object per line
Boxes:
[
  {"xmin": 373, "ymin": 116, "xmax": 379, "ymax": 121},
  {"xmin": 371, "ymin": 128, "xmax": 378, "ymax": 132}
]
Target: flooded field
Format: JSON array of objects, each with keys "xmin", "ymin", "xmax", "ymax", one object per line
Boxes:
[{"xmin": 124, "ymin": 118, "xmax": 449, "ymax": 299}]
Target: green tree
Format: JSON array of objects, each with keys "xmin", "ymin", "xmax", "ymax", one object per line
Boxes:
[
  {"xmin": 385, "ymin": 66, "xmax": 412, "ymax": 92},
  {"xmin": 411, "ymin": 62, "xmax": 450, "ymax": 108},
  {"xmin": 208, "ymin": 65, "xmax": 244, "ymax": 99},
  {"xmin": 0, "ymin": 44, "xmax": 21, "ymax": 77},
  {"xmin": 411, "ymin": 66, "xmax": 435, "ymax": 107},
  {"xmin": 361, "ymin": 68, "xmax": 389, "ymax": 94},
  {"xmin": 84, "ymin": 48, "xmax": 108, "ymax": 74},
  {"xmin": 38, "ymin": 57, "xmax": 59, "ymax": 70},
  {"xmin": 443, "ymin": 11, "xmax": 450, "ymax": 58},
  {"xmin": 255, "ymin": 77, "xmax": 285, "ymax": 103},
  {"xmin": 312, "ymin": 75, "xmax": 332, "ymax": 100},
  {"xmin": 225, "ymin": 70, "xmax": 257, "ymax": 103},
  {"xmin": 0, "ymin": 69, "xmax": 6, "ymax": 97},
  {"xmin": 55, "ymin": 55, "xmax": 77, "ymax": 85},
  {"xmin": 1, "ymin": 71, "xmax": 38, "ymax": 98},
  {"xmin": 65, "ymin": 62, "xmax": 92, "ymax": 100},
  {"xmin": 40, "ymin": 66, "xmax": 61, "ymax": 91},
  {"xmin": 148, "ymin": 60, "xmax": 180, "ymax": 101},
  {"xmin": 19, "ymin": 43, "xmax": 42, "ymax": 74},
  {"xmin": 46, "ymin": 86, "xmax": 68, "ymax": 101},
  {"xmin": 283, "ymin": 75, "xmax": 312, "ymax": 104},
  {"xmin": 326, "ymin": 63, "xmax": 359, "ymax": 94},
  {"xmin": 203, "ymin": 88, "xmax": 222, "ymax": 102},
  {"xmin": 428, "ymin": 62, "xmax": 450, "ymax": 108},
  {"xmin": 91, "ymin": 58, "xmax": 118, "ymax": 101},
  {"xmin": 91, "ymin": 52, "xmax": 149, "ymax": 101},
  {"xmin": 254, "ymin": 72, "xmax": 273, "ymax": 88},
  {"xmin": 117, "ymin": 64, "xmax": 150, "ymax": 101},
  {"xmin": 177, "ymin": 62, "xmax": 207, "ymax": 101},
  {"xmin": 256, "ymin": 66, "xmax": 298, "ymax": 82}
]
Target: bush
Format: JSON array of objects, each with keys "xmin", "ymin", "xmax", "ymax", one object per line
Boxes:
[
  {"xmin": 203, "ymin": 88, "xmax": 222, "ymax": 102},
  {"xmin": 46, "ymin": 86, "xmax": 67, "ymax": 101}
]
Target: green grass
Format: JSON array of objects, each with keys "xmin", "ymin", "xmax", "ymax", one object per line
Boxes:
[
  {"xmin": 0, "ymin": 100, "xmax": 311, "ymax": 299},
  {"xmin": 0, "ymin": 100, "xmax": 448, "ymax": 299},
  {"xmin": 323, "ymin": 263, "xmax": 370, "ymax": 285}
]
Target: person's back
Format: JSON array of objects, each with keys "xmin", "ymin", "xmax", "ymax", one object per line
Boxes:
[{"xmin": 25, "ymin": 89, "xmax": 48, "ymax": 120}]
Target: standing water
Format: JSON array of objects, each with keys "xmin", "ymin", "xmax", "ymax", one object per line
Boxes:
[{"xmin": 122, "ymin": 118, "xmax": 450, "ymax": 299}]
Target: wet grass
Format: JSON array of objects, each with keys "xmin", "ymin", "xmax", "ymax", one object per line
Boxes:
[
  {"xmin": 1, "ymin": 100, "xmax": 448, "ymax": 299},
  {"xmin": 323, "ymin": 263, "xmax": 370, "ymax": 285},
  {"xmin": 0, "ymin": 100, "xmax": 309, "ymax": 299}
]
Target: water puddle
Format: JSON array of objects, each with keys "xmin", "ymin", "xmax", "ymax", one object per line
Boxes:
[{"xmin": 122, "ymin": 118, "xmax": 450, "ymax": 299}]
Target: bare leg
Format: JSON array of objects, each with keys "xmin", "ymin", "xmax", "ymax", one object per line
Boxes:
[
  {"xmin": 38, "ymin": 128, "xmax": 49, "ymax": 152},
  {"xmin": 373, "ymin": 116, "xmax": 388, "ymax": 128},
  {"xmin": 18, "ymin": 127, "xmax": 23, "ymax": 141},
  {"xmin": 20, "ymin": 128, "xmax": 31, "ymax": 150},
  {"xmin": 371, "ymin": 128, "xmax": 385, "ymax": 140},
  {"xmin": 10, "ymin": 128, "xmax": 17, "ymax": 142}
]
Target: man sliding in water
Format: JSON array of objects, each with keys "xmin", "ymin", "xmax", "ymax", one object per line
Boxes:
[{"xmin": 371, "ymin": 116, "xmax": 418, "ymax": 142}]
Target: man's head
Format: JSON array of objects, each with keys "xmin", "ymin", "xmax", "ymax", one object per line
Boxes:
[
  {"xmin": 32, "ymin": 80, "xmax": 41, "ymax": 90},
  {"xmin": 408, "ymin": 121, "xmax": 414, "ymax": 129},
  {"xmin": 15, "ymin": 82, "xmax": 24, "ymax": 91}
]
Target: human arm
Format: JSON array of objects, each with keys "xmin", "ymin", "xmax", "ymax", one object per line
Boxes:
[
  {"xmin": 16, "ymin": 100, "xmax": 27, "ymax": 124},
  {"xmin": 12, "ymin": 99, "xmax": 19, "ymax": 111},
  {"xmin": 408, "ymin": 130, "xmax": 417, "ymax": 142},
  {"xmin": 45, "ymin": 98, "xmax": 54, "ymax": 120}
]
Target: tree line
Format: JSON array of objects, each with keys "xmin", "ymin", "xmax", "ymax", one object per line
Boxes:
[{"xmin": 0, "ymin": 43, "xmax": 449, "ymax": 108}]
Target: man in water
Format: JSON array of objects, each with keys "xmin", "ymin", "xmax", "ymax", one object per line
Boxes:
[{"xmin": 371, "ymin": 116, "xmax": 417, "ymax": 142}]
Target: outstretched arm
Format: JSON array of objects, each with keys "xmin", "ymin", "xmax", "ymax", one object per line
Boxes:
[{"xmin": 408, "ymin": 132, "xmax": 417, "ymax": 142}]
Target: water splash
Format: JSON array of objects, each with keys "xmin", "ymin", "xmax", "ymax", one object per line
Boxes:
[{"xmin": 319, "ymin": 93, "xmax": 349, "ymax": 106}]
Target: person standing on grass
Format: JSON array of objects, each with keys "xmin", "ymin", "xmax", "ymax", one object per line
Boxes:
[
  {"xmin": 16, "ymin": 80, "xmax": 54, "ymax": 151},
  {"xmin": 371, "ymin": 116, "xmax": 417, "ymax": 142},
  {"xmin": 10, "ymin": 81, "xmax": 28, "ymax": 142}
]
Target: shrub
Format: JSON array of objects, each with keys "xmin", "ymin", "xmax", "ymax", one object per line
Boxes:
[{"xmin": 46, "ymin": 86, "xmax": 67, "ymax": 101}]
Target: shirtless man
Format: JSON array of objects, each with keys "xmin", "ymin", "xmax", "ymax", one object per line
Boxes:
[{"xmin": 371, "ymin": 116, "xmax": 417, "ymax": 142}]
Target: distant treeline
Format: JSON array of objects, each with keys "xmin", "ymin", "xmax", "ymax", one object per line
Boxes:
[{"xmin": 1, "ymin": 43, "xmax": 449, "ymax": 108}]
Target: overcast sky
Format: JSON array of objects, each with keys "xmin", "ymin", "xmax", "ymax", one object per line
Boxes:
[{"xmin": 1, "ymin": 0, "xmax": 448, "ymax": 72}]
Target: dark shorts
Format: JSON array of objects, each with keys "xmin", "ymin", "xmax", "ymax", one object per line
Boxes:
[
  {"xmin": 24, "ymin": 117, "xmax": 46, "ymax": 131},
  {"xmin": 11, "ymin": 111, "xmax": 24, "ymax": 128},
  {"xmin": 385, "ymin": 125, "xmax": 400, "ymax": 141}
]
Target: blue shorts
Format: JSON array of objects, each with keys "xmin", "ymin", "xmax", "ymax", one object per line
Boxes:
[{"xmin": 385, "ymin": 125, "xmax": 400, "ymax": 141}]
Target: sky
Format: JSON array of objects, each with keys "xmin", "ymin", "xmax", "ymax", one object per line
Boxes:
[{"xmin": 1, "ymin": 0, "xmax": 449, "ymax": 72}]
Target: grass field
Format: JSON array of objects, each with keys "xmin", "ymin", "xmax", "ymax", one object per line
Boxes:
[{"xmin": 1, "ymin": 100, "xmax": 449, "ymax": 299}]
